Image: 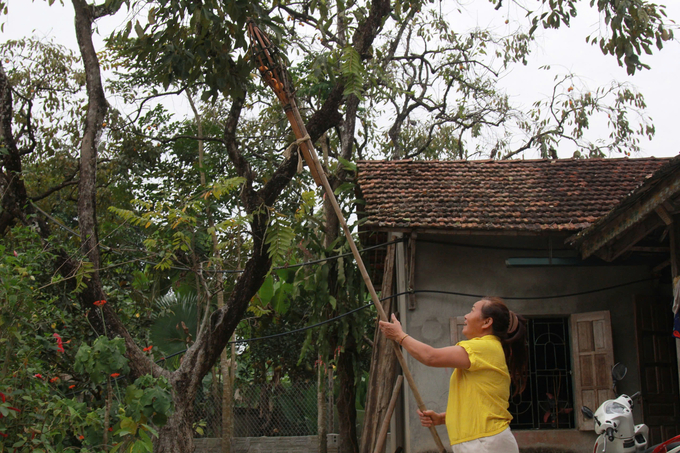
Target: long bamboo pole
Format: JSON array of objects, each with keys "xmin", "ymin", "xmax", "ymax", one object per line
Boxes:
[
  {"xmin": 247, "ymin": 21, "xmax": 447, "ymax": 453},
  {"xmin": 373, "ymin": 375, "xmax": 403, "ymax": 453}
]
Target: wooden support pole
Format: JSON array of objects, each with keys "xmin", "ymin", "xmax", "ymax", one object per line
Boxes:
[
  {"xmin": 360, "ymin": 241, "xmax": 399, "ymax": 453},
  {"xmin": 318, "ymin": 358, "xmax": 328, "ymax": 453},
  {"xmin": 373, "ymin": 375, "xmax": 404, "ymax": 453},
  {"xmin": 407, "ymin": 233, "xmax": 417, "ymax": 310}
]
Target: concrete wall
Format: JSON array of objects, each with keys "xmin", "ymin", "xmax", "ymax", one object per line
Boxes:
[
  {"xmin": 194, "ymin": 435, "xmax": 339, "ymax": 453},
  {"xmin": 398, "ymin": 233, "xmax": 661, "ymax": 453}
]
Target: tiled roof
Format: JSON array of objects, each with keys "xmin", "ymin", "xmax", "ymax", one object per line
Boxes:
[
  {"xmin": 357, "ymin": 158, "xmax": 670, "ymax": 233},
  {"xmin": 567, "ymin": 154, "xmax": 680, "ymax": 248}
]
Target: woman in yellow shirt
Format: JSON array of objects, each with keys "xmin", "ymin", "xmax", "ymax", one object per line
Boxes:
[{"xmin": 379, "ymin": 297, "xmax": 528, "ymax": 453}]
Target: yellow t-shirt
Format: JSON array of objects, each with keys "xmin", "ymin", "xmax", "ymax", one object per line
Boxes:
[{"xmin": 445, "ymin": 335, "xmax": 512, "ymax": 445}]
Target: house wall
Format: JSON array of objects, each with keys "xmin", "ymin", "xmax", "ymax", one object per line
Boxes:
[{"xmin": 398, "ymin": 233, "xmax": 660, "ymax": 453}]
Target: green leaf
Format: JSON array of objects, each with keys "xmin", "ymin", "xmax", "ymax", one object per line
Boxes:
[
  {"xmin": 132, "ymin": 440, "xmax": 151, "ymax": 453},
  {"xmin": 337, "ymin": 156, "xmax": 357, "ymax": 173},
  {"xmin": 152, "ymin": 393, "xmax": 171, "ymax": 414},
  {"xmin": 272, "ymin": 282, "xmax": 293, "ymax": 315},
  {"xmin": 151, "ymin": 412, "xmax": 168, "ymax": 426},
  {"xmin": 138, "ymin": 429, "xmax": 154, "ymax": 451},
  {"xmin": 264, "ymin": 217, "xmax": 295, "ymax": 265},
  {"xmin": 140, "ymin": 424, "xmax": 159, "ymax": 438},
  {"xmin": 340, "ymin": 46, "xmax": 365, "ymax": 99},
  {"xmin": 120, "ymin": 417, "xmax": 138, "ymax": 436},
  {"xmin": 258, "ymin": 275, "xmax": 274, "ymax": 306}
]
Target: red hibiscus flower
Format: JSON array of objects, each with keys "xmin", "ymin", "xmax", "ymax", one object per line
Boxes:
[
  {"xmin": 143, "ymin": 345, "xmax": 153, "ymax": 352},
  {"xmin": 110, "ymin": 373, "xmax": 120, "ymax": 378},
  {"xmin": 93, "ymin": 300, "xmax": 106, "ymax": 307},
  {"xmin": 34, "ymin": 374, "xmax": 43, "ymax": 379},
  {"xmin": 49, "ymin": 377, "xmax": 59, "ymax": 383}
]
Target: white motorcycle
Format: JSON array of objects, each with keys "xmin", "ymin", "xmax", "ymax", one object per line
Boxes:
[{"xmin": 581, "ymin": 363, "xmax": 680, "ymax": 453}]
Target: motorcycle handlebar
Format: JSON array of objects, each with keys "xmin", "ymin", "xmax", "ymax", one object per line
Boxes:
[{"xmin": 607, "ymin": 427, "xmax": 615, "ymax": 442}]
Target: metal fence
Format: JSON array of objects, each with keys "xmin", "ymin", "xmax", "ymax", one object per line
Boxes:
[
  {"xmin": 232, "ymin": 380, "xmax": 319, "ymax": 437},
  {"xmin": 193, "ymin": 372, "xmax": 224, "ymax": 438},
  {"xmin": 192, "ymin": 366, "xmax": 332, "ymax": 439}
]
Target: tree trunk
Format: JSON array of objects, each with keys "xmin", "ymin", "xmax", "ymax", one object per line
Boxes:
[
  {"xmin": 336, "ymin": 334, "xmax": 360, "ymax": 453},
  {"xmin": 323, "ymin": 174, "xmax": 359, "ymax": 453},
  {"xmin": 73, "ymin": 0, "xmax": 107, "ymax": 275},
  {"xmin": 156, "ymin": 389, "xmax": 196, "ymax": 453}
]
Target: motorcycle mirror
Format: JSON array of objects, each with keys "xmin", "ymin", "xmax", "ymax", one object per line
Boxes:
[
  {"xmin": 581, "ymin": 406, "xmax": 594, "ymax": 419},
  {"xmin": 611, "ymin": 363, "xmax": 627, "ymax": 381}
]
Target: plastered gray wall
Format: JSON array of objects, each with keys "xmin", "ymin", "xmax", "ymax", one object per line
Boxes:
[{"xmin": 398, "ymin": 234, "xmax": 659, "ymax": 453}]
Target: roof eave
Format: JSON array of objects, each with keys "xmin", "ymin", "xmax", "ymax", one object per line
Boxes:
[
  {"xmin": 567, "ymin": 159, "xmax": 680, "ymax": 259},
  {"xmin": 362, "ymin": 224, "xmax": 586, "ymax": 237}
]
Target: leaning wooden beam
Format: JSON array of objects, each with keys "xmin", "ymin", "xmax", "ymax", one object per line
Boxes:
[
  {"xmin": 656, "ymin": 205, "xmax": 673, "ymax": 226},
  {"xmin": 247, "ymin": 21, "xmax": 447, "ymax": 453},
  {"xmin": 360, "ymin": 242, "xmax": 398, "ymax": 453},
  {"xmin": 373, "ymin": 375, "xmax": 404, "ymax": 453}
]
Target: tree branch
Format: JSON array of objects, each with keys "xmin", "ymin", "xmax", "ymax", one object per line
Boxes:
[{"xmin": 30, "ymin": 169, "xmax": 79, "ymax": 202}]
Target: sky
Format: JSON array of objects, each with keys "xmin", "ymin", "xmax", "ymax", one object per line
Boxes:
[{"xmin": 2, "ymin": 0, "xmax": 680, "ymax": 159}]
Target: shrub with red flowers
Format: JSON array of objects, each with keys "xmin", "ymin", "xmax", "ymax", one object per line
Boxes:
[{"xmin": 0, "ymin": 226, "xmax": 173, "ymax": 452}]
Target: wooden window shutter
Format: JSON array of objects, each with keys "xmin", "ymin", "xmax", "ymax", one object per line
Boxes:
[
  {"xmin": 571, "ymin": 311, "xmax": 615, "ymax": 431},
  {"xmin": 449, "ymin": 317, "xmax": 466, "ymax": 345}
]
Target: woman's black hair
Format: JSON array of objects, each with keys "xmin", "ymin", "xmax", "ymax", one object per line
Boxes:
[{"xmin": 481, "ymin": 296, "xmax": 529, "ymax": 396}]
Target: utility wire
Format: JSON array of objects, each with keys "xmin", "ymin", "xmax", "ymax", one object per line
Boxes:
[
  {"xmin": 154, "ymin": 275, "xmax": 657, "ymax": 362},
  {"xmin": 31, "ymin": 199, "xmax": 405, "ymax": 274},
  {"xmin": 188, "ymin": 237, "xmax": 405, "ymax": 275},
  {"xmin": 413, "ymin": 277, "xmax": 657, "ymax": 300},
  {"xmin": 154, "ymin": 291, "xmax": 403, "ymax": 362},
  {"xmin": 65, "ymin": 273, "xmax": 656, "ymax": 396}
]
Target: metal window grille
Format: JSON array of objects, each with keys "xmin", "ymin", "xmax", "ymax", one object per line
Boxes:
[{"xmin": 510, "ymin": 317, "xmax": 575, "ymax": 430}]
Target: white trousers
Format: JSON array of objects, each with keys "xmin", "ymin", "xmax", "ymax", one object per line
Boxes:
[{"xmin": 452, "ymin": 427, "xmax": 519, "ymax": 453}]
